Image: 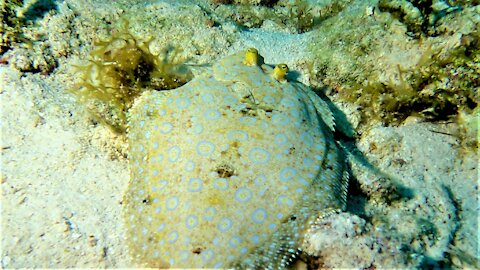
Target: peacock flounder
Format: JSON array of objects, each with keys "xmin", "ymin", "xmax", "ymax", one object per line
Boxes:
[{"xmin": 124, "ymin": 48, "xmax": 348, "ymax": 268}]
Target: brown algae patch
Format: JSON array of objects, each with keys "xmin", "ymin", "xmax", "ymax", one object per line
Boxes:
[
  {"xmin": 73, "ymin": 20, "xmax": 192, "ymax": 134},
  {"xmin": 123, "ymin": 49, "xmax": 348, "ymax": 268}
]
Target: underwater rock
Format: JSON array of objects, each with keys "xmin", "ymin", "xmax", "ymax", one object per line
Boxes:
[
  {"xmin": 123, "ymin": 48, "xmax": 348, "ymax": 268},
  {"xmin": 378, "ymin": 0, "xmax": 463, "ymax": 36}
]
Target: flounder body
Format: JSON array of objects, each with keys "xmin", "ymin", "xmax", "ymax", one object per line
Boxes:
[{"xmin": 124, "ymin": 49, "xmax": 348, "ymax": 268}]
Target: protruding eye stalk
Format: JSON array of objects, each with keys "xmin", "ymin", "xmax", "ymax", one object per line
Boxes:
[
  {"xmin": 243, "ymin": 48, "xmax": 259, "ymax": 66},
  {"xmin": 243, "ymin": 48, "xmax": 289, "ymax": 82},
  {"xmin": 273, "ymin": 64, "xmax": 289, "ymax": 82}
]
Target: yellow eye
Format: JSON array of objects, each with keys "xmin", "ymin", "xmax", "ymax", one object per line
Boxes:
[
  {"xmin": 273, "ymin": 64, "xmax": 289, "ymax": 81},
  {"xmin": 243, "ymin": 48, "xmax": 259, "ymax": 66}
]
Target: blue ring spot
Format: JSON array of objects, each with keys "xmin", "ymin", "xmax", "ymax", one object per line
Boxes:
[
  {"xmin": 248, "ymin": 147, "xmax": 270, "ymax": 164},
  {"xmin": 166, "ymin": 196, "xmax": 179, "ymax": 210},
  {"xmin": 251, "ymin": 208, "xmax": 267, "ymax": 224},
  {"xmin": 272, "ymin": 113, "xmax": 290, "ymax": 125},
  {"xmin": 160, "ymin": 122, "xmax": 173, "ymax": 134},
  {"xmin": 196, "ymin": 141, "xmax": 215, "ymax": 156},
  {"xmin": 300, "ymin": 132, "xmax": 314, "ymax": 146},
  {"xmin": 276, "ymin": 195, "xmax": 293, "ymax": 206},
  {"xmin": 291, "ymin": 109, "xmax": 300, "ymax": 119},
  {"xmin": 274, "ymin": 133, "xmax": 288, "ymax": 145},
  {"xmin": 316, "ymin": 142, "xmax": 326, "ymax": 151},
  {"xmin": 239, "ymin": 116, "xmax": 256, "ymax": 125},
  {"xmin": 185, "ymin": 215, "xmax": 199, "ymax": 229},
  {"xmin": 185, "ymin": 160, "xmax": 195, "ymax": 172},
  {"xmin": 184, "ymin": 236, "xmax": 192, "ymax": 246},
  {"xmin": 204, "ymin": 109, "xmax": 221, "ymax": 120},
  {"xmin": 235, "ymin": 103, "xmax": 247, "ymax": 111},
  {"xmin": 202, "ymin": 250, "xmax": 215, "ymax": 262},
  {"xmin": 187, "ymin": 178, "xmax": 203, "ymax": 192},
  {"xmin": 176, "ymin": 97, "xmax": 191, "ymax": 109},
  {"xmin": 262, "ymin": 95, "xmax": 275, "ymax": 104},
  {"xmin": 235, "ymin": 187, "xmax": 252, "ymax": 203},
  {"xmin": 251, "ymin": 235, "xmax": 260, "ymax": 244},
  {"xmin": 202, "ymin": 93, "xmax": 214, "ymax": 103},
  {"xmin": 280, "ymin": 97, "xmax": 295, "ymax": 107},
  {"xmin": 297, "ymin": 177, "xmax": 310, "ymax": 185},
  {"xmin": 157, "ymin": 223, "xmax": 166, "ymax": 232},
  {"xmin": 213, "ymin": 178, "xmax": 228, "ymax": 191},
  {"xmin": 303, "ymin": 157, "xmax": 314, "ymax": 167},
  {"xmin": 168, "ymin": 231, "xmax": 179, "ymax": 244},
  {"xmin": 227, "ymin": 130, "xmax": 249, "ymax": 141},
  {"xmin": 229, "ymin": 236, "xmax": 242, "ymax": 248},
  {"xmin": 217, "ymin": 217, "xmax": 233, "ymax": 232},
  {"xmin": 192, "ymin": 123, "xmax": 203, "ymax": 134},
  {"xmin": 279, "ymin": 167, "xmax": 297, "ymax": 182},
  {"xmin": 223, "ymin": 95, "xmax": 238, "ymax": 104},
  {"xmin": 204, "ymin": 207, "xmax": 216, "ymax": 221},
  {"xmin": 168, "ymin": 146, "xmax": 181, "ymax": 162},
  {"xmin": 179, "ymin": 250, "xmax": 189, "ymax": 262},
  {"xmin": 158, "ymin": 179, "xmax": 168, "ymax": 190},
  {"xmin": 254, "ymin": 175, "xmax": 267, "ymax": 186}
]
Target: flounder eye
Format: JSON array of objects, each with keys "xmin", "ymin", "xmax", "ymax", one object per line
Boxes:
[
  {"xmin": 273, "ymin": 64, "xmax": 289, "ymax": 82},
  {"xmin": 243, "ymin": 48, "xmax": 259, "ymax": 66}
]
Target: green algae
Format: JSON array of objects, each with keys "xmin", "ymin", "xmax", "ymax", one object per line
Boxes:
[
  {"xmin": 307, "ymin": 2, "xmax": 479, "ymax": 134},
  {"xmin": 1, "ymin": 0, "xmax": 27, "ymax": 54},
  {"xmin": 73, "ymin": 20, "xmax": 192, "ymax": 134}
]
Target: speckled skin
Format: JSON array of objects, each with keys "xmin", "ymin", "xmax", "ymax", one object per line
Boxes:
[{"xmin": 123, "ymin": 50, "xmax": 348, "ymax": 268}]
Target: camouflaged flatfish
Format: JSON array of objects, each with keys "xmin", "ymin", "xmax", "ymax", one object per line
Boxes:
[{"xmin": 123, "ymin": 48, "xmax": 348, "ymax": 269}]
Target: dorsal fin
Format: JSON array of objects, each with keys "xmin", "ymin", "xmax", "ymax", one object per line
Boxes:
[{"xmin": 295, "ymin": 83, "xmax": 336, "ymax": 132}]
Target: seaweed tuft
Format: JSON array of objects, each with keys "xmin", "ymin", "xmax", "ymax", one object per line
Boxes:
[
  {"xmin": 1, "ymin": 0, "xmax": 27, "ymax": 54},
  {"xmin": 337, "ymin": 32, "xmax": 479, "ymax": 129},
  {"xmin": 73, "ymin": 20, "xmax": 192, "ymax": 134}
]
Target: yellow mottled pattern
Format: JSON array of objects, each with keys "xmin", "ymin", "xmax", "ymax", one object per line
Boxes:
[{"xmin": 123, "ymin": 50, "xmax": 348, "ymax": 269}]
